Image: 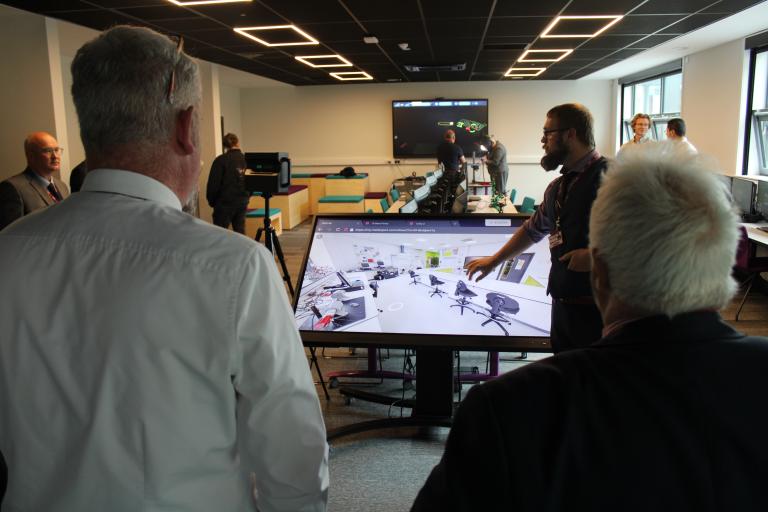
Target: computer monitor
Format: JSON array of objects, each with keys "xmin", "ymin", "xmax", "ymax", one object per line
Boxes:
[
  {"xmin": 757, "ymin": 180, "xmax": 768, "ymax": 217},
  {"xmin": 399, "ymin": 200, "xmax": 418, "ymax": 214},
  {"xmin": 732, "ymin": 177, "xmax": 756, "ymax": 216},
  {"xmin": 293, "ymin": 214, "xmax": 552, "ymax": 351},
  {"xmin": 413, "ymin": 184, "xmax": 431, "ymax": 203}
]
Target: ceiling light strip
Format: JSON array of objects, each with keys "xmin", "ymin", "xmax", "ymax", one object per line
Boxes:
[
  {"xmin": 233, "ymin": 25, "xmax": 319, "ymax": 47},
  {"xmin": 504, "ymin": 67, "xmax": 546, "ymax": 77},
  {"xmin": 518, "ymin": 49, "xmax": 573, "ymax": 63},
  {"xmin": 330, "ymin": 71, "xmax": 373, "ymax": 81},
  {"xmin": 295, "ymin": 54, "xmax": 353, "ymax": 68},
  {"xmin": 540, "ymin": 15, "xmax": 624, "ymax": 39},
  {"xmin": 167, "ymin": 0, "xmax": 251, "ymax": 5}
]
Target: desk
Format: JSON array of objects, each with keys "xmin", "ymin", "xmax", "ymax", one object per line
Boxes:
[
  {"xmin": 744, "ymin": 221, "xmax": 768, "ymax": 249},
  {"xmin": 468, "ymin": 181, "xmax": 492, "ymax": 195},
  {"xmin": 469, "ymin": 195, "xmax": 518, "ymax": 214}
]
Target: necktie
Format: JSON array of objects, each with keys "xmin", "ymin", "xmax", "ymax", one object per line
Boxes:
[{"xmin": 47, "ymin": 182, "xmax": 62, "ymax": 202}]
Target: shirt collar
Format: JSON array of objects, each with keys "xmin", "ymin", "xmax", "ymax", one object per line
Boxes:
[
  {"xmin": 81, "ymin": 169, "xmax": 182, "ymax": 210},
  {"xmin": 561, "ymin": 148, "xmax": 600, "ymax": 175},
  {"xmin": 25, "ymin": 167, "xmax": 52, "ymax": 187}
]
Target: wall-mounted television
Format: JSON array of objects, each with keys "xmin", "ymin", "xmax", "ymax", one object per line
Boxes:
[
  {"xmin": 392, "ymin": 99, "xmax": 489, "ymax": 158},
  {"xmin": 293, "ymin": 214, "xmax": 552, "ymax": 352}
]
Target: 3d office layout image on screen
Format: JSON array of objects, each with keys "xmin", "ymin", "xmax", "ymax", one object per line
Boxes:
[{"xmin": 294, "ymin": 215, "xmax": 551, "ymax": 338}]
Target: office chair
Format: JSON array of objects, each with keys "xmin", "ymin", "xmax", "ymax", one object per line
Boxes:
[
  {"xmin": 733, "ymin": 226, "xmax": 768, "ymax": 320},
  {"xmin": 379, "ymin": 197, "xmax": 389, "ymax": 212},
  {"xmin": 360, "ymin": 262, "xmax": 371, "ymax": 271},
  {"xmin": 479, "ymin": 292, "xmax": 520, "ymax": 336},
  {"xmin": 390, "ymin": 187, "xmax": 400, "ymax": 202},
  {"xmin": 509, "ymin": 188, "xmax": 517, "ymax": 204},
  {"xmin": 519, "ymin": 196, "xmax": 536, "ymax": 214},
  {"xmin": 429, "ymin": 274, "xmax": 446, "ymax": 297},
  {"xmin": 451, "ymin": 280, "xmax": 477, "ymax": 315},
  {"xmin": 408, "ymin": 270, "xmax": 420, "ymax": 285},
  {"xmin": 369, "ymin": 280, "xmax": 379, "ymax": 298}
]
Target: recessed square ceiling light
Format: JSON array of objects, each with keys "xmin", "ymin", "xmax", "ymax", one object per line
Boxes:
[
  {"xmin": 295, "ymin": 54, "xmax": 353, "ymax": 68},
  {"xmin": 167, "ymin": 0, "xmax": 250, "ymax": 5},
  {"xmin": 518, "ymin": 49, "xmax": 573, "ymax": 63},
  {"xmin": 540, "ymin": 15, "xmax": 623, "ymax": 38},
  {"xmin": 330, "ymin": 71, "xmax": 373, "ymax": 81},
  {"xmin": 504, "ymin": 67, "xmax": 546, "ymax": 77},
  {"xmin": 233, "ymin": 25, "xmax": 319, "ymax": 47}
]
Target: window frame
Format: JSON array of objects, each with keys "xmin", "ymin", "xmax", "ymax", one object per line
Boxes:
[
  {"xmin": 620, "ymin": 70, "xmax": 682, "ymax": 145},
  {"xmin": 742, "ymin": 46, "xmax": 768, "ymax": 175}
]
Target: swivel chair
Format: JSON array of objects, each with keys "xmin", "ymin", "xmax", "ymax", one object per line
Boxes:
[
  {"xmin": 479, "ymin": 292, "xmax": 520, "ymax": 336},
  {"xmin": 734, "ymin": 226, "xmax": 768, "ymax": 320},
  {"xmin": 408, "ymin": 270, "xmax": 420, "ymax": 285},
  {"xmin": 429, "ymin": 274, "xmax": 446, "ymax": 297},
  {"xmin": 450, "ymin": 280, "xmax": 477, "ymax": 315},
  {"xmin": 519, "ymin": 196, "xmax": 536, "ymax": 214}
]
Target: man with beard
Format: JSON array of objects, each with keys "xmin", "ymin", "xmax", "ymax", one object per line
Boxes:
[{"xmin": 466, "ymin": 103, "xmax": 607, "ymax": 353}]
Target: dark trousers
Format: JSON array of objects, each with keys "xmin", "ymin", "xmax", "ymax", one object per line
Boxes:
[
  {"xmin": 212, "ymin": 205, "xmax": 246, "ymax": 235},
  {"xmin": 550, "ymin": 300, "xmax": 603, "ymax": 353}
]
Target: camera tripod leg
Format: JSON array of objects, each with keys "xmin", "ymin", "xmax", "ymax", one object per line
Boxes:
[
  {"xmin": 268, "ymin": 228, "xmax": 294, "ymax": 296},
  {"xmin": 309, "ymin": 347, "xmax": 330, "ymax": 400}
]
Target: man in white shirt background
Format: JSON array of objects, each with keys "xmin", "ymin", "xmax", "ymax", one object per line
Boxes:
[
  {"xmin": 666, "ymin": 117, "xmax": 698, "ymax": 154},
  {"xmin": 0, "ymin": 25, "xmax": 328, "ymax": 512}
]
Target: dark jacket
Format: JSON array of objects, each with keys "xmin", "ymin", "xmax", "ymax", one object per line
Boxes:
[
  {"xmin": 413, "ymin": 311, "xmax": 768, "ymax": 511},
  {"xmin": 548, "ymin": 156, "xmax": 607, "ymax": 298},
  {"xmin": 206, "ymin": 149, "xmax": 249, "ymax": 208},
  {"xmin": 0, "ymin": 168, "xmax": 70, "ymax": 231}
]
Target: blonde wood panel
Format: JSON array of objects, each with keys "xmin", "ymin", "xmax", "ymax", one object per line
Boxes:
[
  {"xmin": 324, "ymin": 177, "xmax": 369, "ymax": 196},
  {"xmin": 249, "ymin": 188, "xmax": 309, "ymax": 229},
  {"xmin": 317, "ymin": 201, "xmax": 365, "ymax": 213},
  {"xmin": 245, "ymin": 211, "xmax": 282, "ymax": 238}
]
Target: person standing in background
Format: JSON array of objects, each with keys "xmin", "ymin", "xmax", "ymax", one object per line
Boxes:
[
  {"xmin": 0, "ymin": 132, "xmax": 70, "ymax": 231},
  {"xmin": 206, "ymin": 132, "xmax": 249, "ymax": 234},
  {"xmin": 618, "ymin": 113, "xmax": 651, "ymax": 154},
  {"xmin": 436, "ymin": 129, "xmax": 466, "ymax": 177},
  {"xmin": 482, "ymin": 135, "xmax": 508, "ymax": 195},
  {"xmin": 666, "ymin": 118, "xmax": 698, "ymax": 154}
]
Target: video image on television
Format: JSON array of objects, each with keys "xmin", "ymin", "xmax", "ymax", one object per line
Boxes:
[
  {"xmin": 294, "ymin": 216, "xmax": 551, "ymax": 338},
  {"xmin": 392, "ymin": 99, "xmax": 489, "ymax": 158}
]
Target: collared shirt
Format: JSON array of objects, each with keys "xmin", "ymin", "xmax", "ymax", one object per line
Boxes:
[
  {"xmin": 523, "ymin": 149, "xmax": 601, "ymax": 242},
  {"xmin": 0, "ymin": 169, "xmax": 329, "ymax": 512}
]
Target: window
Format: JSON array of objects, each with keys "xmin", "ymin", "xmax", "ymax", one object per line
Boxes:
[
  {"xmin": 620, "ymin": 70, "xmax": 682, "ymax": 145},
  {"xmin": 744, "ymin": 47, "xmax": 768, "ymax": 174}
]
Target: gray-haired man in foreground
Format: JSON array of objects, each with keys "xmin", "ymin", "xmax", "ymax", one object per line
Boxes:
[
  {"xmin": 0, "ymin": 26, "xmax": 328, "ymax": 512},
  {"xmin": 413, "ymin": 145, "xmax": 768, "ymax": 510}
]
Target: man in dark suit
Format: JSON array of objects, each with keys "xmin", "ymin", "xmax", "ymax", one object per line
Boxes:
[
  {"xmin": 0, "ymin": 131, "xmax": 70, "ymax": 231},
  {"xmin": 413, "ymin": 146, "xmax": 768, "ymax": 511}
]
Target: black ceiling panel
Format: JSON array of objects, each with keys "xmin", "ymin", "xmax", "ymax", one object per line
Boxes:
[{"xmin": 1, "ymin": 0, "xmax": 764, "ymax": 85}]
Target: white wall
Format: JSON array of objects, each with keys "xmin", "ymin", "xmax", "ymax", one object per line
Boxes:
[
  {"xmin": 681, "ymin": 39, "xmax": 747, "ymax": 174},
  {"xmin": 240, "ymin": 80, "xmax": 614, "ymax": 202},
  {"xmin": 220, "ymin": 84, "xmax": 242, "ymax": 138},
  {"xmin": 0, "ymin": 6, "xmax": 59, "ymax": 181}
]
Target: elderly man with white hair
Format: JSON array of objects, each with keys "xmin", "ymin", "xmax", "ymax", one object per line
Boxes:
[
  {"xmin": 0, "ymin": 26, "xmax": 328, "ymax": 512},
  {"xmin": 412, "ymin": 146, "xmax": 768, "ymax": 511}
]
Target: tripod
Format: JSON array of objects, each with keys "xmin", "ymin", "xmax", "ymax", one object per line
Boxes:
[{"xmin": 254, "ymin": 193, "xmax": 329, "ymax": 400}]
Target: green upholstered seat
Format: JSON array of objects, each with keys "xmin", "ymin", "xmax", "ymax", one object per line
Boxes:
[
  {"xmin": 379, "ymin": 197, "xmax": 389, "ymax": 212},
  {"xmin": 390, "ymin": 188, "xmax": 400, "ymax": 202},
  {"xmin": 246, "ymin": 208, "xmax": 281, "ymax": 217},
  {"xmin": 318, "ymin": 195, "xmax": 364, "ymax": 203},
  {"xmin": 509, "ymin": 188, "xmax": 517, "ymax": 204},
  {"xmin": 325, "ymin": 174, "xmax": 368, "ymax": 179},
  {"xmin": 291, "ymin": 173, "xmax": 313, "ymax": 178}
]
